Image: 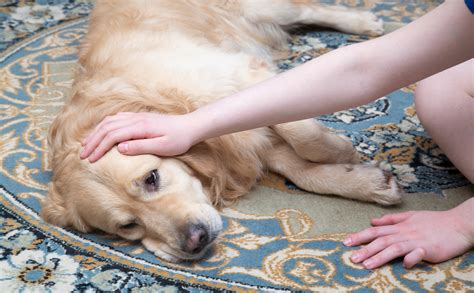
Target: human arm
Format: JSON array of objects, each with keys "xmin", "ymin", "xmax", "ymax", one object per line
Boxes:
[
  {"xmin": 81, "ymin": 0, "xmax": 473, "ymax": 161},
  {"xmin": 190, "ymin": 0, "xmax": 472, "ymax": 140}
]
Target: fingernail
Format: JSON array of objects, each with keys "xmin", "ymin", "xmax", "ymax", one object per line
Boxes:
[
  {"xmin": 343, "ymin": 237, "xmax": 352, "ymax": 246},
  {"xmin": 363, "ymin": 259, "xmax": 373, "ymax": 269},
  {"xmin": 118, "ymin": 143, "xmax": 128, "ymax": 153},
  {"xmin": 80, "ymin": 148, "xmax": 86, "ymax": 158},
  {"xmin": 351, "ymin": 253, "xmax": 361, "ymax": 263}
]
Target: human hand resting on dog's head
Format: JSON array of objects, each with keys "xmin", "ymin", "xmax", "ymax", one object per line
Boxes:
[
  {"xmin": 82, "ymin": 0, "xmax": 472, "ymax": 165},
  {"xmin": 81, "ymin": 112, "xmax": 200, "ymax": 162}
]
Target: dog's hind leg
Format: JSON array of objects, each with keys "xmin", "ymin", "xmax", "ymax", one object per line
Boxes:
[
  {"xmin": 271, "ymin": 119, "xmax": 359, "ymax": 164},
  {"xmin": 264, "ymin": 142, "xmax": 401, "ymax": 205},
  {"xmin": 240, "ymin": 0, "xmax": 383, "ymax": 36}
]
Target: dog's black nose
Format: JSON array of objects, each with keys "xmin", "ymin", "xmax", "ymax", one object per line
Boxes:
[{"xmin": 185, "ymin": 224, "xmax": 209, "ymax": 254}]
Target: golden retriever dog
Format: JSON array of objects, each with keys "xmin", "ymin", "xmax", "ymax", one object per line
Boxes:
[{"xmin": 41, "ymin": 0, "xmax": 401, "ymax": 262}]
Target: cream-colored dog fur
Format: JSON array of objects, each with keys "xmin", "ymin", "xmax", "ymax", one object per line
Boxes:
[{"xmin": 42, "ymin": 0, "xmax": 399, "ymax": 262}]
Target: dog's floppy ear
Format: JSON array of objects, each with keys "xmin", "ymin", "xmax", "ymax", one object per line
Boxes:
[
  {"xmin": 41, "ymin": 183, "xmax": 90, "ymax": 232},
  {"xmin": 178, "ymin": 137, "xmax": 261, "ymax": 208},
  {"xmin": 41, "ymin": 183, "xmax": 69, "ymax": 227},
  {"xmin": 178, "ymin": 142, "xmax": 228, "ymax": 207}
]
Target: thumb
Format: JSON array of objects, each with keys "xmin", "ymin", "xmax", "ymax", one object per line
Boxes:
[
  {"xmin": 118, "ymin": 138, "xmax": 170, "ymax": 156},
  {"xmin": 371, "ymin": 211, "xmax": 414, "ymax": 226}
]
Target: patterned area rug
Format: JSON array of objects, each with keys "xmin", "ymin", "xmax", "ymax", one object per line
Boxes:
[{"xmin": 1, "ymin": 0, "xmax": 473, "ymax": 291}]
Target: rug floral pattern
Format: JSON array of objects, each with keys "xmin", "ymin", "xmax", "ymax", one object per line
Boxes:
[{"xmin": 1, "ymin": 0, "xmax": 473, "ymax": 292}]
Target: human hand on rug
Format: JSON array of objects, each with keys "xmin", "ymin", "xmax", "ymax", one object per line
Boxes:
[
  {"xmin": 344, "ymin": 197, "xmax": 474, "ymax": 269},
  {"xmin": 80, "ymin": 112, "xmax": 199, "ymax": 162},
  {"xmin": 79, "ymin": 0, "xmax": 473, "ymax": 268}
]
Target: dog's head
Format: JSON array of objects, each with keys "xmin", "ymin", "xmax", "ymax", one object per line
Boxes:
[
  {"xmin": 42, "ymin": 98, "xmax": 266, "ymax": 262},
  {"xmin": 42, "ymin": 146, "xmax": 224, "ymax": 262}
]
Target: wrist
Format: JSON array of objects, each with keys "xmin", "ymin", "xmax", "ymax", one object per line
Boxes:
[
  {"xmin": 185, "ymin": 108, "xmax": 212, "ymax": 145},
  {"xmin": 450, "ymin": 198, "xmax": 474, "ymax": 246}
]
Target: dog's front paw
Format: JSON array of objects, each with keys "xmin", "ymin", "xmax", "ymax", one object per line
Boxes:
[
  {"xmin": 142, "ymin": 238, "xmax": 181, "ymax": 263},
  {"xmin": 341, "ymin": 11, "xmax": 384, "ymax": 37},
  {"xmin": 359, "ymin": 12, "xmax": 384, "ymax": 36},
  {"xmin": 361, "ymin": 161, "xmax": 402, "ymax": 205}
]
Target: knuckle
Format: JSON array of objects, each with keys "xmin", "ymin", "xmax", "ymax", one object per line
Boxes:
[
  {"xmin": 380, "ymin": 237, "xmax": 390, "ymax": 247},
  {"xmin": 137, "ymin": 127, "xmax": 148, "ymax": 137},
  {"xmin": 367, "ymin": 227, "xmax": 378, "ymax": 238},
  {"xmin": 104, "ymin": 131, "xmax": 117, "ymax": 142},
  {"xmin": 370, "ymin": 257, "xmax": 381, "ymax": 267},
  {"xmin": 417, "ymin": 247, "xmax": 426, "ymax": 258},
  {"xmin": 407, "ymin": 231, "xmax": 418, "ymax": 240},
  {"xmin": 110, "ymin": 132, "xmax": 121, "ymax": 141},
  {"xmin": 391, "ymin": 243, "xmax": 404, "ymax": 255},
  {"xmin": 128, "ymin": 141, "xmax": 139, "ymax": 152},
  {"xmin": 100, "ymin": 123, "xmax": 112, "ymax": 133}
]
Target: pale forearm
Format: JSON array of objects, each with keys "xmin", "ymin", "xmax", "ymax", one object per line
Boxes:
[
  {"xmin": 81, "ymin": 1, "xmax": 473, "ymax": 162},
  {"xmin": 191, "ymin": 44, "xmax": 373, "ymax": 142},
  {"xmin": 189, "ymin": 0, "xmax": 472, "ymax": 144}
]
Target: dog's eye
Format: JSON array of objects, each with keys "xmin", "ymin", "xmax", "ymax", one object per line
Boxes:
[
  {"xmin": 120, "ymin": 222, "xmax": 139, "ymax": 230},
  {"xmin": 144, "ymin": 169, "xmax": 159, "ymax": 192}
]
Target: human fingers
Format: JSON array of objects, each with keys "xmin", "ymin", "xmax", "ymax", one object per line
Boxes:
[
  {"xmin": 350, "ymin": 234, "xmax": 401, "ymax": 264},
  {"xmin": 117, "ymin": 137, "xmax": 173, "ymax": 156},
  {"xmin": 81, "ymin": 119, "xmax": 137, "ymax": 159},
  {"xmin": 86, "ymin": 124, "xmax": 146, "ymax": 162},
  {"xmin": 118, "ymin": 134, "xmax": 192, "ymax": 157},
  {"xmin": 344, "ymin": 225, "xmax": 398, "ymax": 247},
  {"xmin": 82, "ymin": 114, "xmax": 127, "ymax": 146},
  {"xmin": 403, "ymin": 247, "xmax": 425, "ymax": 269},
  {"xmin": 362, "ymin": 241, "xmax": 414, "ymax": 269},
  {"xmin": 371, "ymin": 211, "xmax": 415, "ymax": 226}
]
